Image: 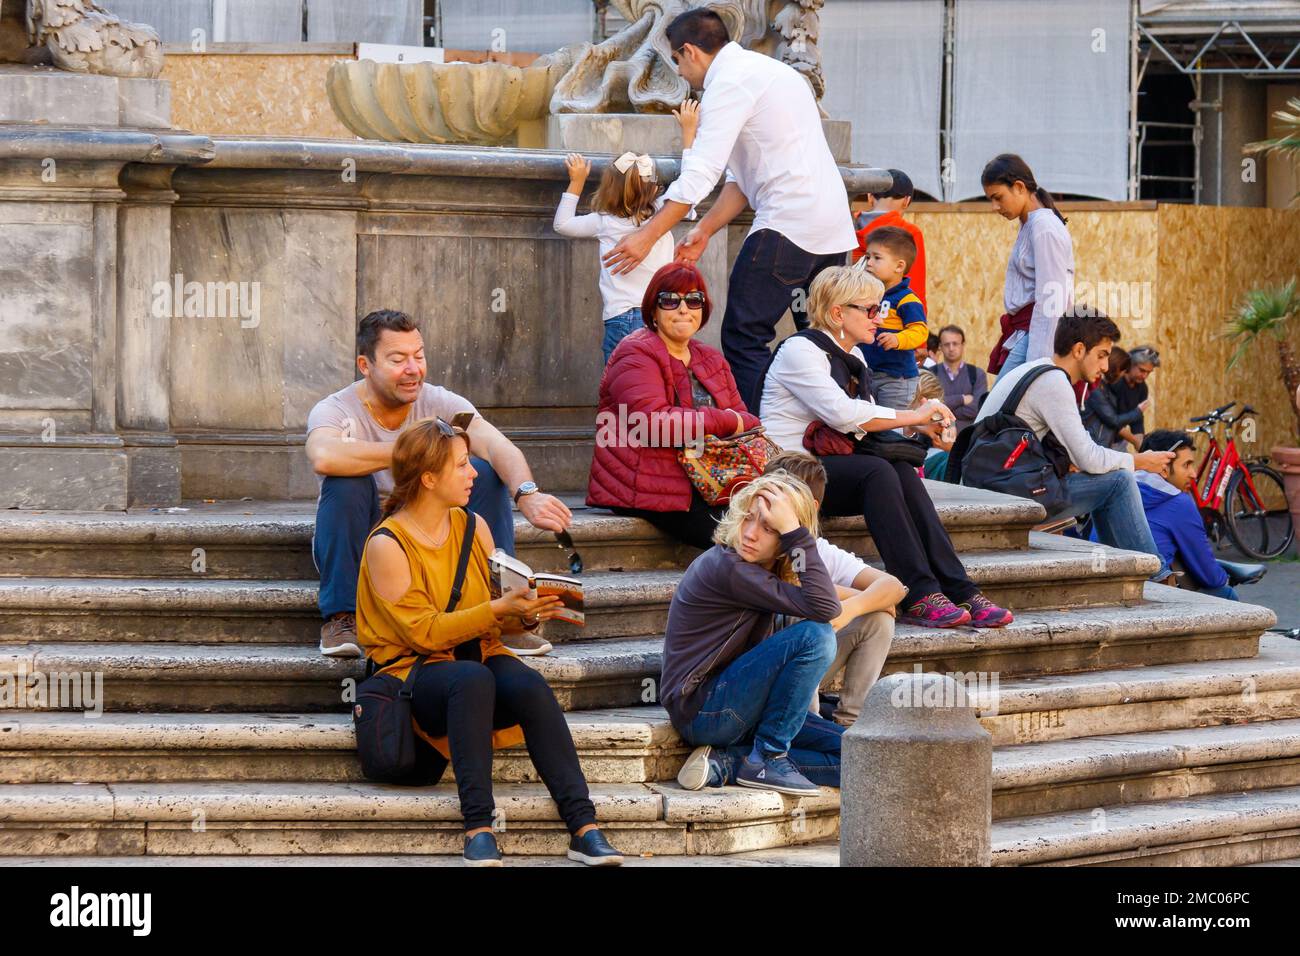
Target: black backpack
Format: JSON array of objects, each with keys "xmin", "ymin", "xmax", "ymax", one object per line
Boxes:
[{"xmin": 945, "ymin": 364, "xmax": 1072, "ymax": 515}]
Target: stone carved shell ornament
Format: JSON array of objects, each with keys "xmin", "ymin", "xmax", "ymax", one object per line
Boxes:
[
  {"xmin": 327, "ymin": 0, "xmax": 826, "ymax": 146},
  {"xmin": 0, "ymin": 0, "xmax": 162, "ymax": 78}
]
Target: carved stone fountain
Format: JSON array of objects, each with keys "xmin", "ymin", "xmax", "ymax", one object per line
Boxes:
[{"xmin": 325, "ymin": 0, "xmax": 849, "ymax": 160}]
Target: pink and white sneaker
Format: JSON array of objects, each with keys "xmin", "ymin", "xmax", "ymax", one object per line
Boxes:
[
  {"xmin": 958, "ymin": 593, "xmax": 1014, "ymax": 628},
  {"xmin": 901, "ymin": 592, "xmax": 972, "ymax": 628}
]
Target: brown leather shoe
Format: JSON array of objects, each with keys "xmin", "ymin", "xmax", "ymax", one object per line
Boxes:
[{"xmin": 320, "ymin": 612, "xmax": 361, "ymax": 657}]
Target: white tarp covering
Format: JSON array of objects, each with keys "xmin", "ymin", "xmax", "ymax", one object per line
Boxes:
[
  {"xmin": 306, "ymin": 1, "xmax": 423, "ymax": 45},
  {"xmin": 106, "ymin": 1, "xmax": 422, "ymax": 44},
  {"xmin": 107, "ymin": 0, "xmax": 211, "ymax": 43},
  {"xmin": 819, "ymin": 0, "xmax": 946, "ymax": 197},
  {"xmin": 951, "ymin": 0, "xmax": 1131, "ymax": 200},
  {"xmin": 436, "ymin": 0, "xmax": 596, "ymax": 54}
]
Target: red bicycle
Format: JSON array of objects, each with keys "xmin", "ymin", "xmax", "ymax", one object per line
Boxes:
[{"xmin": 1186, "ymin": 402, "xmax": 1294, "ymax": 560}]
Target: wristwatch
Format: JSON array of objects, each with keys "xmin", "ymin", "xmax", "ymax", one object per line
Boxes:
[{"xmin": 513, "ymin": 481, "xmax": 539, "ymax": 505}]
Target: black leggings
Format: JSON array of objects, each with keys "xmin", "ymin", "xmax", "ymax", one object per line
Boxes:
[
  {"xmin": 411, "ymin": 653, "xmax": 597, "ymax": 834},
  {"xmin": 612, "ymin": 487, "xmax": 725, "ymax": 551},
  {"xmin": 818, "ymin": 454, "xmax": 978, "ymax": 607}
]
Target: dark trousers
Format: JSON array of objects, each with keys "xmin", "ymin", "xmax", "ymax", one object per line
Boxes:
[
  {"xmin": 612, "ymin": 487, "xmax": 725, "ymax": 551},
  {"xmin": 312, "ymin": 459, "xmax": 514, "ymax": 620},
  {"xmin": 819, "ymin": 454, "xmax": 978, "ymax": 607},
  {"xmin": 722, "ymin": 228, "xmax": 847, "ymax": 412},
  {"xmin": 411, "ymin": 654, "xmax": 598, "ymax": 834}
]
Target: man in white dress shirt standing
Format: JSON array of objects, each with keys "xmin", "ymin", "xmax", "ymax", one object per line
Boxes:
[{"xmin": 601, "ymin": 8, "xmax": 856, "ymax": 412}]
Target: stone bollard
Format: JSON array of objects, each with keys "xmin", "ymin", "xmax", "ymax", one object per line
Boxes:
[{"xmin": 841, "ymin": 671, "xmax": 992, "ymax": 866}]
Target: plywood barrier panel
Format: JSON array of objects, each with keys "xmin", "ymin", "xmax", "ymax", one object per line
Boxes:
[
  {"xmin": 910, "ymin": 205, "xmax": 1298, "ymax": 454},
  {"xmin": 163, "ymin": 54, "xmax": 358, "ymax": 140}
]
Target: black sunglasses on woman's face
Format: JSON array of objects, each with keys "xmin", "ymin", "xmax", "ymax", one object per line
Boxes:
[
  {"xmin": 841, "ymin": 302, "xmax": 881, "ymax": 320},
  {"xmin": 657, "ymin": 291, "xmax": 706, "ymax": 311}
]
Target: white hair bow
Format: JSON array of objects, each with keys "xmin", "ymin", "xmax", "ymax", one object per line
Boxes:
[{"xmin": 613, "ymin": 151, "xmax": 656, "ymax": 181}]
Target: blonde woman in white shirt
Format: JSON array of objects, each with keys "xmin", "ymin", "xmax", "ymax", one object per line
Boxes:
[
  {"xmin": 554, "ymin": 102, "xmax": 700, "ymax": 365},
  {"xmin": 760, "ymin": 266, "xmax": 1014, "ymax": 631}
]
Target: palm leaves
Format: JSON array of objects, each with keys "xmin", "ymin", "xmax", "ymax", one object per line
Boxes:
[
  {"xmin": 1247, "ymin": 97, "xmax": 1300, "ymax": 204},
  {"xmin": 1225, "ymin": 279, "xmax": 1300, "ymax": 441}
]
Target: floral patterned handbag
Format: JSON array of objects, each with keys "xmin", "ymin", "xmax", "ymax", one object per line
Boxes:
[{"xmin": 677, "ymin": 427, "xmax": 779, "ymax": 506}]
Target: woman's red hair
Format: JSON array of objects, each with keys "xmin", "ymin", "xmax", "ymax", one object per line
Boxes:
[{"xmin": 640, "ymin": 262, "xmax": 712, "ymax": 330}]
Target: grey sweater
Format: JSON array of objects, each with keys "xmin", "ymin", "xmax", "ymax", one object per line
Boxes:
[
  {"xmin": 976, "ymin": 358, "xmax": 1133, "ymax": 475},
  {"xmin": 660, "ymin": 527, "xmax": 842, "ymax": 729}
]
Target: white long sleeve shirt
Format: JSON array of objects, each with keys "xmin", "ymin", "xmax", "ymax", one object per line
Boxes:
[
  {"xmin": 976, "ymin": 358, "xmax": 1132, "ymax": 475},
  {"xmin": 1003, "ymin": 209, "xmax": 1075, "ymax": 363},
  {"xmin": 553, "ymin": 192, "xmax": 676, "ymax": 320},
  {"xmin": 661, "ymin": 42, "xmax": 855, "ymax": 256},
  {"xmin": 759, "ymin": 336, "xmax": 896, "ymax": 451}
]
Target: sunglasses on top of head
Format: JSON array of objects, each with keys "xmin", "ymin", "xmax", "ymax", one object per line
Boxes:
[{"xmin": 657, "ymin": 291, "xmax": 706, "ymax": 311}]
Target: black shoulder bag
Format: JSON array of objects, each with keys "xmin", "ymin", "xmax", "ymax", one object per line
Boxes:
[
  {"xmin": 353, "ymin": 510, "xmax": 477, "ymax": 785},
  {"xmin": 950, "ymin": 365, "xmax": 1073, "ymax": 514}
]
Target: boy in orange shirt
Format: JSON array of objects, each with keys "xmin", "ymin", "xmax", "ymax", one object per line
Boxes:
[{"xmin": 851, "ymin": 168, "xmax": 926, "ymax": 310}]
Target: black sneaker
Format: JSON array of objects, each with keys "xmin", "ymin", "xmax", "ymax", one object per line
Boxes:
[
  {"xmin": 567, "ymin": 828, "xmax": 624, "ymax": 866},
  {"xmin": 735, "ymin": 751, "xmax": 820, "ymax": 796},
  {"xmin": 463, "ymin": 831, "xmax": 503, "ymax": 867},
  {"xmin": 818, "ymin": 693, "xmax": 840, "ymax": 722}
]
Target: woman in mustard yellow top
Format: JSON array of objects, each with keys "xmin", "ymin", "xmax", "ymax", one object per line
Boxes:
[{"xmin": 356, "ymin": 419, "xmax": 624, "ymax": 867}]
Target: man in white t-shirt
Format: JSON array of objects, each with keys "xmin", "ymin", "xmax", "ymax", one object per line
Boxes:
[
  {"xmin": 305, "ymin": 309, "xmax": 573, "ymax": 657},
  {"xmin": 600, "ymin": 8, "xmax": 855, "ymax": 412}
]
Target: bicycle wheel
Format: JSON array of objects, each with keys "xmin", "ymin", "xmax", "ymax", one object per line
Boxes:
[{"xmin": 1225, "ymin": 463, "xmax": 1295, "ymax": 560}]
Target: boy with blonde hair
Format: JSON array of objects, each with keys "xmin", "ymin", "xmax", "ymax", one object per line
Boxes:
[{"xmin": 664, "ymin": 473, "xmax": 846, "ymax": 795}]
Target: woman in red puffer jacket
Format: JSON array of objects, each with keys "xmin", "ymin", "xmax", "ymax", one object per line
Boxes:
[{"xmin": 587, "ymin": 263, "xmax": 759, "ymax": 549}]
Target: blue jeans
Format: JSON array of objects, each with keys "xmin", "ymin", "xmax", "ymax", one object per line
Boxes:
[
  {"xmin": 721, "ymin": 229, "xmax": 847, "ymax": 411},
  {"xmin": 312, "ymin": 457, "xmax": 514, "ymax": 619},
  {"xmin": 602, "ymin": 308, "xmax": 642, "ymax": 364},
  {"xmin": 680, "ymin": 619, "xmax": 843, "ymax": 787},
  {"xmin": 1055, "ymin": 470, "xmax": 1171, "ymax": 581},
  {"xmin": 999, "ymin": 332, "xmax": 1031, "ymax": 376}
]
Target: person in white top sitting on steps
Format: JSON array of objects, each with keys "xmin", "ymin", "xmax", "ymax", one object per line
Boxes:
[
  {"xmin": 600, "ymin": 8, "xmax": 856, "ymax": 412},
  {"xmin": 975, "ymin": 309, "xmax": 1176, "ymax": 584}
]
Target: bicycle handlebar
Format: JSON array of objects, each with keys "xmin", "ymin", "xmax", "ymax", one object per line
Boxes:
[{"xmin": 1190, "ymin": 401, "xmax": 1237, "ymax": 423}]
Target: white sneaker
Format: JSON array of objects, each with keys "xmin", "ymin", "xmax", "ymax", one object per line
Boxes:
[{"xmin": 677, "ymin": 745, "xmax": 715, "ymax": 791}]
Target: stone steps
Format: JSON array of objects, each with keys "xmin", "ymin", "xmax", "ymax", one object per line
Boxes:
[
  {"xmin": 0, "ymin": 707, "xmax": 685, "ymax": 786},
  {"xmin": 0, "ymin": 843, "xmax": 844, "ymax": 867},
  {"xmin": 0, "ymin": 590, "xmax": 1271, "ymax": 713},
  {"xmin": 994, "ymin": 718, "xmax": 1300, "ymax": 818},
  {"xmin": 0, "ymin": 493, "xmax": 1034, "ymax": 580},
  {"xmin": 0, "ymin": 780, "xmax": 840, "ymax": 858},
  {"xmin": 992, "ymin": 786, "xmax": 1300, "ymax": 866},
  {"xmin": 980, "ymin": 633, "xmax": 1300, "ymax": 746},
  {"xmin": 0, "ymin": 536, "xmax": 1159, "ymax": 645},
  {"xmin": 8, "ymin": 714, "xmax": 1300, "ymax": 859},
  {"xmin": 0, "ymin": 485, "xmax": 1042, "ymax": 580},
  {"xmin": 1, "ymin": 479, "xmax": 1287, "ymax": 865},
  {"xmin": 10, "ymin": 696, "xmax": 1300, "ymax": 806}
]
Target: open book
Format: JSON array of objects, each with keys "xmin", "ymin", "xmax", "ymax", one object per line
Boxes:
[{"xmin": 489, "ymin": 549, "xmax": 585, "ymax": 627}]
